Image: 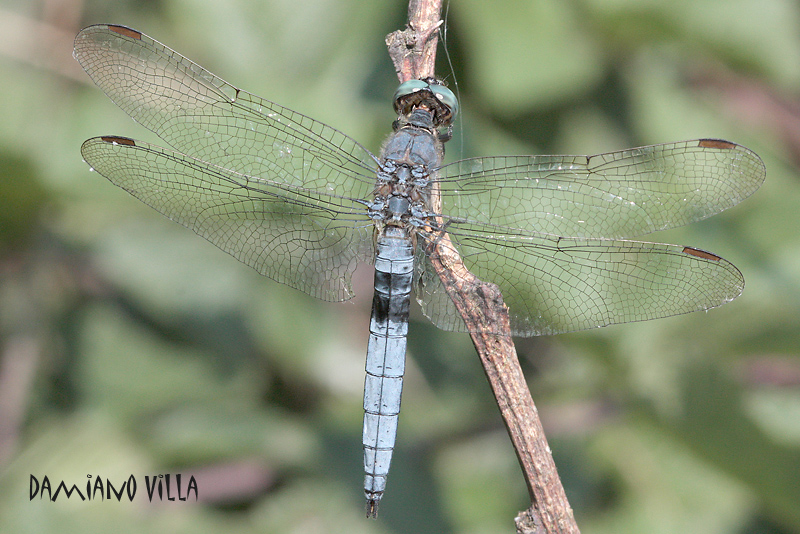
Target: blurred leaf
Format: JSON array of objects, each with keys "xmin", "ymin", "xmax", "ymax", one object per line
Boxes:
[
  {"xmin": 454, "ymin": 0, "xmax": 604, "ymax": 112},
  {"xmin": 0, "ymin": 151, "xmax": 47, "ymax": 251},
  {"xmin": 668, "ymin": 364, "xmax": 800, "ymax": 530}
]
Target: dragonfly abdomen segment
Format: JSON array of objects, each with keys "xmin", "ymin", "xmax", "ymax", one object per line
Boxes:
[{"xmin": 363, "ymin": 226, "xmax": 414, "ymax": 517}]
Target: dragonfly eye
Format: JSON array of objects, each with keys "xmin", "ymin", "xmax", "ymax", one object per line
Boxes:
[
  {"xmin": 393, "ymin": 79, "xmax": 458, "ymax": 127},
  {"xmin": 428, "ymin": 84, "xmax": 458, "ymax": 121}
]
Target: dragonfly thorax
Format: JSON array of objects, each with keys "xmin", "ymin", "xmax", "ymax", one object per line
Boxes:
[
  {"xmin": 382, "ymin": 109, "xmax": 443, "ymax": 167},
  {"xmin": 371, "ymin": 105, "xmax": 443, "ymax": 231},
  {"xmin": 369, "ymin": 161, "xmax": 433, "ymax": 229}
]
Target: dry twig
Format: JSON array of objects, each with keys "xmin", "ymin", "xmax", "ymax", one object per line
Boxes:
[{"xmin": 386, "ymin": 1, "xmax": 580, "ymax": 532}]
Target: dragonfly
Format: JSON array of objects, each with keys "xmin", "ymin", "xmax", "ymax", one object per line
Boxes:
[{"xmin": 74, "ymin": 24, "xmax": 765, "ymax": 516}]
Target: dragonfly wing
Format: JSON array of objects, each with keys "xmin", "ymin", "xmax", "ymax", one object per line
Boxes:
[
  {"xmin": 83, "ymin": 136, "xmax": 374, "ymax": 301},
  {"xmin": 416, "ymin": 223, "xmax": 743, "ymax": 336},
  {"xmin": 74, "ymin": 24, "xmax": 377, "ymax": 200},
  {"xmin": 435, "ymin": 140, "xmax": 765, "ymax": 239},
  {"xmin": 413, "ymin": 245, "xmax": 468, "ymax": 333}
]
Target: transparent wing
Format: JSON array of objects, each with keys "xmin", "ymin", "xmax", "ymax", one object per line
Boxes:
[
  {"xmin": 415, "ymin": 224, "xmax": 744, "ymax": 336},
  {"xmin": 82, "ymin": 136, "xmax": 374, "ymax": 301},
  {"xmin": 435, "ymin": 140, "xmax": 765, "ymax": 239},
  {"xmin": 74, "ymin": 24, "xmax": 378, "ymax": 199}
]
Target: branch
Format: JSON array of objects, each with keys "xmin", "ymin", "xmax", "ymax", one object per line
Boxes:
[
  {"xmin": 386, "ymin": 2, "xmax": 580, "ymax": 532},
  {"xmin": 385, "ymin": 0, "xmax": 442, "ymax": 82}
]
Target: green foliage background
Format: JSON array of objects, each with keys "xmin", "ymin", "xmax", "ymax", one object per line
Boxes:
[{"xmin": 1, "ymin": 0, "xmax": 799, "ymax": 532}]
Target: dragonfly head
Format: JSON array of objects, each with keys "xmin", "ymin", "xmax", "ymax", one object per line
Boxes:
[{"xmin": 393, "ymin": 78, "xmax": 458, "ymax": 128}]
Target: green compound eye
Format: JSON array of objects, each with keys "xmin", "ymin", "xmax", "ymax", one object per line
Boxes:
[
  {"xmin": 428, "ymin": 84, "xmax": 458, "ymax": 119},
  {"xmin": 393, "ymin": 80, "xmax": 429, "ymax": 102},
  {"xmin": 393, "ymin": 80, "xmax": 458, "ymax": 126}
]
